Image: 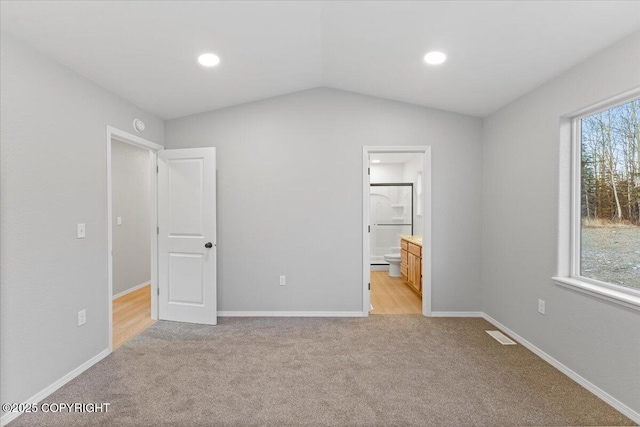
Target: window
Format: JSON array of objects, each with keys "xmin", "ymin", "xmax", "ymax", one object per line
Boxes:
[{"xmin": 555, "ymin": 94, "xmax": 640, "ymax": 310}]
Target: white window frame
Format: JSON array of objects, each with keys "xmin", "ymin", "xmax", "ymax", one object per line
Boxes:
[{"xmin": 553, "ymin": 89, "xmax": 640, "ymax": 311}]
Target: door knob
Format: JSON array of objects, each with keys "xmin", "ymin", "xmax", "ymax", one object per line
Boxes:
[{"xmin": 205, "ymin": 242, "xmax": 213, "ymax": 248}]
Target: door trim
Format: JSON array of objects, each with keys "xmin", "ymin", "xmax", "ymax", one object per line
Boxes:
[
  {"xmin": 362, "ymin": 146, "xmax": 432, "ymax": 317},
  {"xmin": 106, "ymin": 125, "xmax": 163, "ymax": 353}
]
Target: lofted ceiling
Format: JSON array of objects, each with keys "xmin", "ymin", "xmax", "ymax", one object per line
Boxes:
[{"xmin": 1, "ymin": 1, "xmax": 639, "ymax": 120}]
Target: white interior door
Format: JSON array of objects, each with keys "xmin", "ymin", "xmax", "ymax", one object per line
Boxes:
[{"xmin": 158, "ymin": 147, "xmax": 217, "ymax": 325}]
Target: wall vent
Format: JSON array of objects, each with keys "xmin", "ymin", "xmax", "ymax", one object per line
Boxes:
[{"xmin": 486, "ymin": 330, "xmax": 517, "ymax": 345}]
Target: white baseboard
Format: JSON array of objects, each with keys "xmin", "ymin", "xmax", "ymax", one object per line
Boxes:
[
  {"xmin": 0, "ymin": 348, "xmax": 110, "ymax": 427},
  {"xmin": 218, "ymin": 311, "xmax": 366, "ymax": 317},
  {"xmin": 112, "ymin": 280, "xmax": 150, "ymax": 300},
  {"xmin": 481, "ymin": 313, "xmax": 640, "ymax": 424},
  {"xmin": 430, "ymin": 311, "xmax": 484, "ymax": 317}
]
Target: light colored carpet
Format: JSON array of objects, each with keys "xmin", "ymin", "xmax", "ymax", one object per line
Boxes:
[{"xmin": 10, "ymin": 316, "xmax": 633, "ymax": 426}]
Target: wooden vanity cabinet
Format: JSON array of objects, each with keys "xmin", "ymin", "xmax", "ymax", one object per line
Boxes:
[
  {"xmin": 400, "ymin": 238, "xmax": 422, "ymax": 296},
  {"xmin": 400, "ymin": 240, "xmax": 408, "ymax": 277}
]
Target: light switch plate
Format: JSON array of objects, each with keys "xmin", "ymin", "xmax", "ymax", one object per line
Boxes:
[
  {"xmin": 77, "ymin": 223, "xmax": 86, "ymax": 239},
  {"xmin": 117, "ymin": 216, "xmax": 122, "ymax": 226}
]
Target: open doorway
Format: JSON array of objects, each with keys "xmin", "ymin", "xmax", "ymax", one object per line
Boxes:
[
  {"xmin": 110, "ymin": 139, "xmax": 155, "ymax": 349},
  {"xmin": 362, "ymin": 147, "xmax": 431, "ymax": 316},
  {"xmin": 106, "ymin": 126, "xmax": 162, "ymax": 352}
]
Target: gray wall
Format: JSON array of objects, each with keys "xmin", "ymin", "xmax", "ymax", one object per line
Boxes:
[
  {"xmin": 0, "ymin": 33, "xmax": 164, "ymax": 407},
  {"xmin": 111, "ymin": 140, "xmax": 151, "ymax": 297},
  {"xmin": 482, "ymin": 31, "xmax": 640, "ymax": 413},
  {"xmin": 165, "ymin": 88, "xmax": 483, "ymax": 313}
]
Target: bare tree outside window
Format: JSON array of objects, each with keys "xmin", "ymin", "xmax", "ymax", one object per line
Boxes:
[{"xmin": 580, "ymin": 98, "xmax": 640, "ymax": 289}]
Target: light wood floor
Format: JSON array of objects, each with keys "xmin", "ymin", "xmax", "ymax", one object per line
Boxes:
[
  {"xmin": 370, "ymin": 270, "xmax": 422, "ymax": 314},
  {"xmin": 113, "ymin": 284, "xmax": 156, "ymax": 350}
]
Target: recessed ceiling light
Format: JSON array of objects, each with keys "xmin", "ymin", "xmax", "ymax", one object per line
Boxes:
[
  {"xmin": 198, "ymin": 53, "xmax": 220, "ymax": 67},
  {"xmin": 371, "ymin": 159, "xmax": 381, "ymax": 164},
  {"xmin": 423, "ymin": 51, "xmax": 446, "ymax": 65}
]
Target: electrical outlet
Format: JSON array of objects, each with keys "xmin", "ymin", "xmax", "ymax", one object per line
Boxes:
[
  {"xmin": 117, "ymin": 216, "xmax": 122, "ymax": 226},
  {"xmin": 78, "ymin": 309, "xmax": 86, "ymax": 326},
  {"xmin": 77, "ymin": 223, "xmax": 86, "ymax": 239},
  {"xmin": 538, "ymin": 299, "xmax": 545, "ymax": 315},
  {"xmin": 279, "ymin": 275, "xmax": 286, "ymax": 286}
]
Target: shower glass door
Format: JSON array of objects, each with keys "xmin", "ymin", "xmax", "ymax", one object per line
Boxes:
[{"xmin": 370, "ymin": 183, "xmax": 413, "ymax": 265}]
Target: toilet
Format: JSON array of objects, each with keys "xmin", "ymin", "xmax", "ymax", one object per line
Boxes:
[{"xmin": 384, "ymin": 253, "xmax": 402, "ymax": 277}]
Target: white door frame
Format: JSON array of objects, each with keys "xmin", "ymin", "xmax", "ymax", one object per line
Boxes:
[
  {"xmin": 106, "ymin": 125, "xmax": 163, "ymax": 353},
  {"xmin": 362, "ymin": 146, "xmax": 432, "ymax": 317}
]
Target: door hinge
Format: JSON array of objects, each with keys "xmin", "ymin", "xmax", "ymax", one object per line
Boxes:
[
  {"xmin": 368, "ymin": 283, "xmax": 371, "ymax": 290},
  {"xmin": 157, "ymin": 287, "xmax": 160, "ymax": 295},
  {"xmin": 156, "ymin": 165, "xmax": 159, "ymax": 173},
  {"xmin": 368, "ymin": 225, "xmax": 370, "ymax": 233},
  {"xmin": 368, "ymin": 167, "xmax": 370, "ymax": 175},
  {"xmin": 157, "ymin": 226, "xmax": 159, "ymax": 234}
]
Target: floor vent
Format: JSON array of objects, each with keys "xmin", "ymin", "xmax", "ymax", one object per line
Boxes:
[{"xmin": 486, "ymin": 330, "xmax": 517, "ymax": 345}]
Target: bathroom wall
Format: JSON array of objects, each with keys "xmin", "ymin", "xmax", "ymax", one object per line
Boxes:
[
  {"xmin": 370, "ymin": 163, "xmax": 403, "ymax": 183},
  {"xmin": 402, "ymin": 155, "xmax": 424, "ymax": 236}
]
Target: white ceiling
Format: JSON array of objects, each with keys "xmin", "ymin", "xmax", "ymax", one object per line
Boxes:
[{"xmin": 2, "ymin": 1, "xmax": 639, "ymax": 120}]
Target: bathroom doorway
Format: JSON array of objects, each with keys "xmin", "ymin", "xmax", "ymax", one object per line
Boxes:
[{"xmin": 362, "ymin": 147, "xmax": 431, "ymax": 316}]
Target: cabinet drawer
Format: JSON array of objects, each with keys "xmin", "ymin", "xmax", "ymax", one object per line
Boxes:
[
  {"xmin": 408, "ymin": 243, "xmax": 421, "ymax": 257},
  {"xmin": 401, "ymin": 240, "xmax": 408, "ymax": 250}
]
